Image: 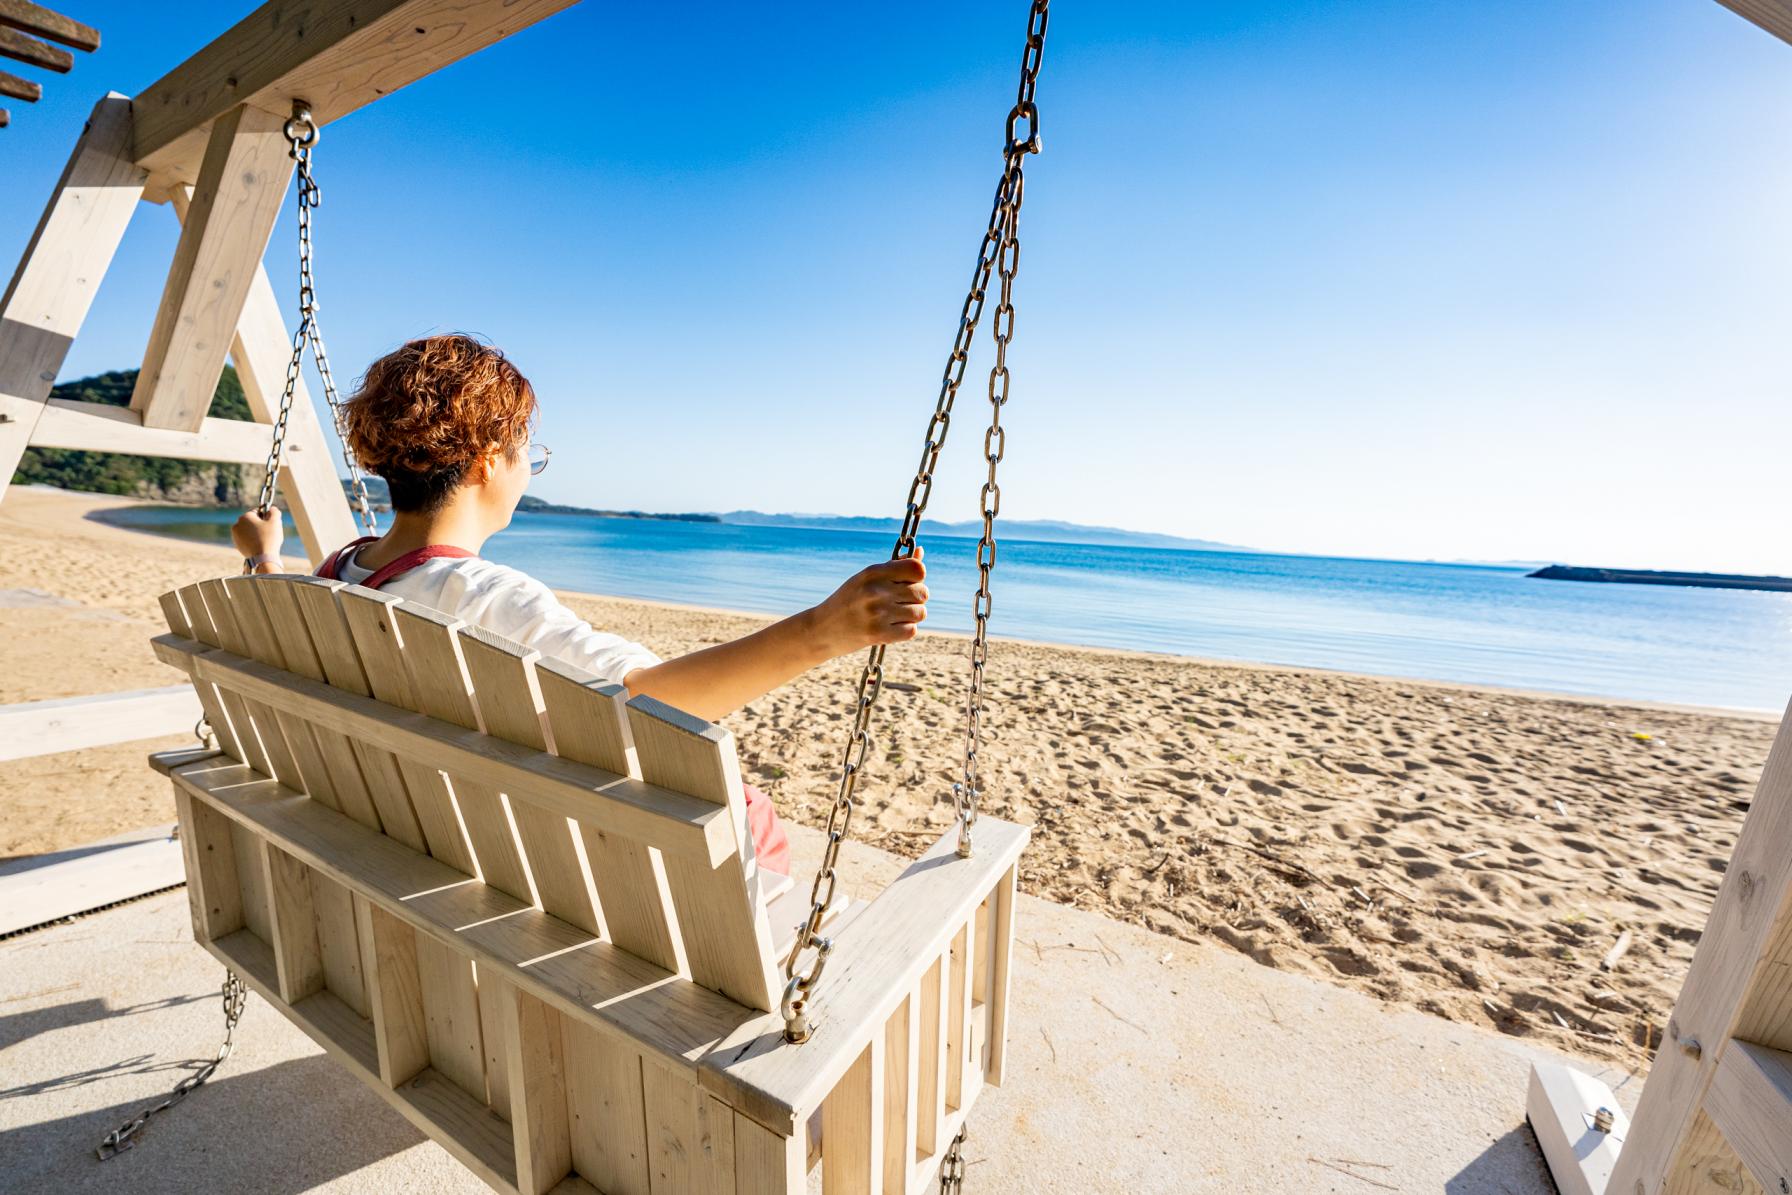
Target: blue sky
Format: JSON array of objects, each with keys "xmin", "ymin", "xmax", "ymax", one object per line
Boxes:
[{"xmin": 5, "ymin": 2, "xmax": 1790, "ymax": 571}]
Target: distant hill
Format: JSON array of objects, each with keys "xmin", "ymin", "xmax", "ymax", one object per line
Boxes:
[
  {"xmin": 11, "ymin": 368, "xmax": 257, "ymax": 504},
  {"xmin": 717, "ymin": 511, "xmax": 1253, "ymax": 552},
  {"xmin": 345, "ymin": 476, "xmax": 717, "ymax": 522}
]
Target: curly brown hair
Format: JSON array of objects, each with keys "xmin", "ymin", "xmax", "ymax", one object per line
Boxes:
[{"xmin": 343, "ymin": 334, "xmax": 535, "ymax": 513}]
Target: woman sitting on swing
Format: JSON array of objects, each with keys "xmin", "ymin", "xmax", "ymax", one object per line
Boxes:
[{"xmin": 232, "ymin": 333, "xmax": 929, "ymax": 875}]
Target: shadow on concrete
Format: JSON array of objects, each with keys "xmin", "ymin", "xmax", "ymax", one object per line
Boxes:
[
  {"xmin": 1, "ymin": 1056, "xmax": 426, "ymax": 1194},
  {"xmin": 1445, "ymin": 1123, "xmax": 1551, "ymax": 1194},
  {"xmin": 0, "ymin": 991, "xmax": 210, "ymax": 1058}
]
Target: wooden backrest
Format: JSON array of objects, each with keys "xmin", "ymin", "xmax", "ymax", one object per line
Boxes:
[{"xmin": 157, "ymin": 573, "xmax": 780, "ymax": 1011}]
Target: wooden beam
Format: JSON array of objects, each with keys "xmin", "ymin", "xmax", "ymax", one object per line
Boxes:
[
  {"xmin": 1613, "ymin": 697, "xmax": 1792, "ymax": 1193},
  {"xmin": 0, "ymin": 93, "xmax": 142, "ymax": 498},
  {"xmin": 0, "ymin": 685, "xmax": 203, "ymax": 762},
  {"xmin": 0, "ymin": 23, "xmax": 66, "ymax": 71},
  {"xmin": 29, "ymin": 398, "xmax": 277, "ymax": 463},
  {"xmin": 132, "ymin": 103, "xmax": 292, "ymax": 431},
  {"xmin": 1715, "ymin": 1, "xmax": 1792, "ymax": 45},
  {"xmin": 0, "ymin": 106, "xmax": 9, "ymax": 128},
  {"xmin": 0, "ymin": 67, "xmax": 39, "ymax": 102},
  {"xmin": 0, "ymin": 0, "xmax": 100, "ymax": 52},
  {"xmin": 132, "ymin": 0, "xmax": 581, "ymax": 182},
  {"xmin": 0, "ymin": 822, "xmax": 186, "ymax": 937}
]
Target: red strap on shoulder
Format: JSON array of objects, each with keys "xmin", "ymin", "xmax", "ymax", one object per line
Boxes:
[
  {"xmin": 362, "ymin": 544, "xmax": 477, "ymax": 590},
  {"xmin": 314, "ymin": 538, "xmax": 475, "ymax": 590},
  {"xmin": 315, "ymin": 536, "xmax": 379, "ymax": 581}
]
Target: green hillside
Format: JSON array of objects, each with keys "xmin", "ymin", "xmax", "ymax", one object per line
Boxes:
[{"xmin": 12, "ymin": 368, "xmax": 258, "ymax": 504}]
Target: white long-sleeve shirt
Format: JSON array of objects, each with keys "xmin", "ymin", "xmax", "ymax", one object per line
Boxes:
[{"xmin": 331, "ymin": 546, "xmax": 661, "ymax": 685}]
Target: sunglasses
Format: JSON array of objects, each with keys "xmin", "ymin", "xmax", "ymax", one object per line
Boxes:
[{"xmin": 527, "ymin": 443, "xmax": 551, "ymax": 476}]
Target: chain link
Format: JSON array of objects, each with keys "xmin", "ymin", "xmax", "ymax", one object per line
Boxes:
[
  {"xmin": 96, "ymin": 972, "xmax": 247, "ymax": 1159},
  {"xmin": 938, "ymin": 1126, "xmax": 969, "ymax": 1193},
  {"xmin": 248, "ymin": 103, "xmax": 378, "ymax": 575},
  {"xmin": 781, "ymin": 0, "xmax": 1050, "ymax": 1044}
]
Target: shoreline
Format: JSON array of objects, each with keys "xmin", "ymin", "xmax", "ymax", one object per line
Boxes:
[
  {"xmin": 79, "ymin": 489, "xmax": 1781, "ymax": 721},
  {"xmin": 2, "ymin": 484, "xmax": 1779, "ymax": 1068}
]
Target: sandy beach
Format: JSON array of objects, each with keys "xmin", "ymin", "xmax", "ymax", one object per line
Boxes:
[{"xmin": 1, "ymin": 485, "xmax": 1778, "ymax": 1069}]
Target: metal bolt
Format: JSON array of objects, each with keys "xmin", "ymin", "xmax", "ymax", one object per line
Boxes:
[
  {"xmin": 1593, "ymin": 1107, "xmax": 1615, "ymax": 1133},
  {"xmin": 1777, "ymin": 1178, "xmax": 1787, "ymax": 1195},
  {"xmin": 1678, "ymin": 1035, "xmax": 1703, "ymax": 1060}
]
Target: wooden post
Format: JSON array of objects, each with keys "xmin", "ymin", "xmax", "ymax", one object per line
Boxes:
[
  {"xmin": 132, "ymin": 102, "xmax": 292, "ymax": 431},
  {"xmin": 0, "ymin": 92, "xmax": 143, "ymax": 497}
]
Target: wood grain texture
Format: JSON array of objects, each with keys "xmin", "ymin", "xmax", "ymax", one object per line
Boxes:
[
  {"xmin": 562, "ymin": 1018, "xmax": 650, "ymax": 1195},
  {"xmin": 174, "ymin": 786, "xmax": 242, "ymax": 941},
  {"xmin": 628, "ymin": 696, "xmax": 778, "ymax": 1011},
  {"xmin": 0, "ymin": 24, "xmax": 68, "ymax": 71},
  {"xmin": 0, "ymin": 1, "xmax": 101, "ymax": 51},
  {"xmin": 985, "ymin": 866, "xmax": 1017, "ymax": 1086},
  {"xmin": 311, "ymin": 868, "xmax": 368, "ymax": 1017},
  {"xmin": 1715, "ymin": 1, "xmax": 1792, "ymax": 46},
  {"xmin": 262, "ymin": 840, "xmax": 325, "ymax": 1002},
  {"xmin": 883, "ymin": 995, "xmax": 915, "ymax": 1195},
  {"xmin": 28, "ymin": 398, "xmax": 273, "ymax": 461},
  {"xmin": 537, "ymin": 661, "xmax": 682, "ymax": 975},
  {"xmin": 356, "ymin": 895, "xmax": 430, "ymax": 1087},
  {"xmin": 196, "ymin": 578, "xmax": 297, "ymax": 783},
  {"xmin": 732, "ymin": 1111, "xmax": 803, "ymax": 1195},
  {"xmin": 168, "ymin": 587, "xmax": 249, "ymax": 765},
  {"xmin": 132, "ymin": 103, "xmax": 293, "ymax": 431},
  {"xmin": 822, "ymin": 1037, "xmax": 884, "ymax": 1195},
  {"xmin": 504, "ymin": 987, "xmax": 573, "ymax": 1195},
  {"xmin": 415, "ymin": 931, "xmax": 488, "ymax": 1107}
]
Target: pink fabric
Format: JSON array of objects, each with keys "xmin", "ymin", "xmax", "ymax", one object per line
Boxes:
[{"xmin": 743, "ymin": 783, "xmax": 790, "ymax": 876}]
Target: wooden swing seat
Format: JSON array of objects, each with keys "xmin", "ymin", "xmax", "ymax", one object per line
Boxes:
[{"xmin": 149, "ymin": 572, "xmax": 1026, "ymax": 1194}]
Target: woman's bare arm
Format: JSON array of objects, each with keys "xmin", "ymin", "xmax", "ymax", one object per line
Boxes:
[{"xmin": 623, "ymin": 553, "xmax": 928, "ymax": 722}]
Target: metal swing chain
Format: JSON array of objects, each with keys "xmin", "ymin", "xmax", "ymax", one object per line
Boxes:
[
  {"xmin": 779, "ymin": 0, "xmax": 1049, "ymax": 1051},
  {"xmin": 96, "ymin": 972, "xmax": 248, "ymax": 1160},
  {"xmin": 248, "ymin": 103, "xmax": 379, "ymax": 570}
]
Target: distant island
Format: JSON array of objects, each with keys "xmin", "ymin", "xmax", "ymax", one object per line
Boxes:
[
  {"xmin": 1529, "ymin": 565, "xmax": 1792, "ymax": 594},
  {"xmin": 347, "ymin": 478, "xmax": 717, "ymax": 523}
]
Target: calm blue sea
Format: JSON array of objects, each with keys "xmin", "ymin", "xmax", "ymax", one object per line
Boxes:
[{"xmin": 104, "ymin": 506, "xmax": 1792, "ymax": 712}]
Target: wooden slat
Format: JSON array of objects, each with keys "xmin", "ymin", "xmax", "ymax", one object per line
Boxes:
[
  {"xmin": 415, "ymin": 931, "xmax": 488, "ymax": 1107},
  {"xmin": 695, "ymin": 1092, "xmax": 737, "ymax": 1195},
  {"xmin": 311, "ymin": 869, "xmax": 368, "ymax": 1017},
  {"xmin": 253, "ymin": 577, "xmax": 384, "ymax": 829},
  {"xmin": 985, "ymin": 866, "xmax": 1017, "ymax": 1086},
  {"xmin": 393, "ymin": 603, "xmax": 535, "ymax": 904},
  {"xmin": 643, "ymin": 1056, "xmax": 701, "ymax": 1193},
  {"xmin": 1704, "ymin": 1041, "xmax": 1792, "ymax": 1193},
  {"xmin": 0, "ymin": 0, "xmax": 100, "ymax": 51},
  {"xmin": 196, "ymin": 578, "xmax": 300, "ymax": 785},
  {"xmin": 226, "ymin": 576, "xmax": 345, "ymax": 813},
  {"xmin": 505, "ymin": 987, "xmax": 573, "ymax": 1195},
  {"xmin": 275, "ymin": 577, "xmax": 427, "ymax": 850},
  {"xmin": 262, "ymin": 840, "xmax": 325, "ymax": 1003},
  {"xmin": 0, "ymin": 94, "xmax": 143, "ymax": 492},
  {"xmin": 460, "ymin": 628, "xmax": 601, "ymax": 935},
  {"xmin": 336, "ymin": 589, "xmax": 477, "ymax": 872},
  {"xmin": 915, "ymin": 954, "xmax": 945, "ymax": 1160},
  {"xmin": 702, "ymin": 819, "xmax": 1027, "ymax": 1136},
  {"xmin": 945, "ymin": 923, "xmax": 969, "ymax": 1112},
  {"xmin": 481, "ymin": 968, "xmax": 515, "ymax": 1121},
  {"xmin": 132, "ymin": 103, "xmax": 294, "ymax": 431},
  {"xmin": 29, "ymin": 398, "xmax": 275, "ymax": 461},
  {"xmin": 174, "ymin": 586, "xmax": 255, "ymax": 767},
  {"xmin": 1614, "ymin": 697, "xmax": 1792, "ymax": 1192},
  {"xmin": 154, "ymin": 632, "xmax": 732, "ymax": 866},
  {"xmin": 132, "ymin": 0, "xmax": 580, "ymax": 179},
  {"xmin": 537, "ymin": 659, "xmax": 682, "ymax": 975},
  {"xmin": 822, "ymin": 1037, "xmax": 884, "ymax": 1195},
  {"xmin": 627, "ymin": 695, "xmax": 778, "ymax": 1010},
  {"xmin": 174, "ymin": 787, "xmax": 242, "ymax": 942},
  {"xmin": 1715, "ymin": 1, "xmax": 1792, "ymax": 46},
  {"xmin": 562, "ymin": 1018, "xmax": 651, "ymax": 1195},
  {"xmin": 0, "ymin": 685, "xmax": 201, "ymax": 762},
  {"xmin": 356, "ymin": 895, "xmax": 430, "ymax": 1087},
  {"xmin": 0, "ymin": 24, "xmax": 68, "ymax": 71},
  {"xmin": 232, "ymin": 819, "xmax": 273, "ymax": 943},
  {"xmin": 884, "ymin": 995, "xmax": 915, "ymax": 1195}
]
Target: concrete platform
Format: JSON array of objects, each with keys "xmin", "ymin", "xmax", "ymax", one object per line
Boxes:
[{"xmin": 0, "ymin": 825, "xmax": 1642, "ymax": 1193}]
